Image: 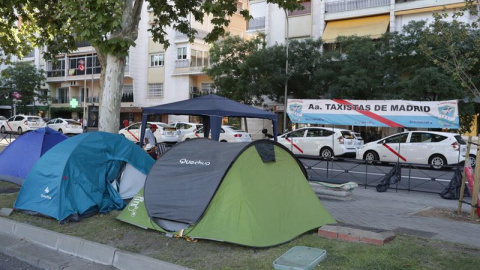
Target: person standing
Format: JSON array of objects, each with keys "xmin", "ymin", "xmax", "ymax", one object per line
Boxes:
[
  {"xmin": 83, "ymin": 118, "xmax": 88, "ymax": 133},
  {"xmin": 123, "ymin": 119, "xmax": 129, "ymax": 128},
  {"xmin": 144, "ymin": 124, "xmax": 158, "ymax": 146}
]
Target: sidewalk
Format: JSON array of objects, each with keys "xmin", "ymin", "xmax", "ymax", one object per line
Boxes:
[{"xmin": 320, "ymin": 187, "xmax": 480, "ymax": 249}]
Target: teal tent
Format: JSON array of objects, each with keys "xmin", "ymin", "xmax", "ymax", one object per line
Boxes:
[{"xmin": 14, "ymin": 132, "xmax": 155, "ymax": 223}]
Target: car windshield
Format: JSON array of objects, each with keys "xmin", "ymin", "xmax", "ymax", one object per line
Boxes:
[
  {"xmin": 455, "ymin": 135, "xmax": 466, "ymax": 145},
  {"xmin": 228, "ymin": 126, "xmax": 245, "ymax": 132},
  {"xmin": 353, "ymin": 133, "xmax": 363, "ymax": 139},
  {"xmin": 66, "ymin": 120, "xmax": 81, "ymax": 125},
  {"xmin": 27, "ymin": 117, "xmax": 42, "ymax": 122},
  {"xmin": 340, "ymin": 131, "xmax": 354, "ymax": 139}
]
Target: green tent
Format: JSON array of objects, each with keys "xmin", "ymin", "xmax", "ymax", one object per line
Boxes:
[{"xmin": 117, "ymin": 139, "xmax": 335, "ymax": 247}]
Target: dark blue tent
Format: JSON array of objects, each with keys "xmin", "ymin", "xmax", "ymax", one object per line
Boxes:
[
  {"xmin": 0, "ymin": 127, "xmax": 67, "ymax": 186},
  {"xmin": 140, "ymin": 94, "xmax": 278, "ymax": 144}
]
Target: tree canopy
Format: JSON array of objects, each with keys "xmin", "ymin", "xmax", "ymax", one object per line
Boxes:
[
  {"xmin": 0, "ymin": 62, "xmax": 46, "ymax": 113},
  {"xmin": 0, "ymin": 0, "xmax": 303, "ymax": 132}
]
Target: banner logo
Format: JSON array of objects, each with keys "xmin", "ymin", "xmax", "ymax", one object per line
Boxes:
[{"xmin": 438, "ymin": 105, "xmax": 455, "ymax": 122}]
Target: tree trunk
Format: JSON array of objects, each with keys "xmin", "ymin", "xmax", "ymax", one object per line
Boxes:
[
  {"xmin": 98, "ymin": 54, "xmax": 126, "ymax": 132},
  {"xmin": 96, "ymin": 0, "xmax": 143, "ymax": 133}
]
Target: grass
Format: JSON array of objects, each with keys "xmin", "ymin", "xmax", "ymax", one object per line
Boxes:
[{"xmin": 1, "ymin": 181, "xmax": 480, "ymax": 270}]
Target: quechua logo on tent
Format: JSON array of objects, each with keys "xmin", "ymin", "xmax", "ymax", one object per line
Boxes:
[
  {"xmin": 40, "ymin": 187, "xmax": 52, "ymax": 200},
  {"xmin": 179, "ymin": 158, "xmax": 211, "ymax": 166},
  {"xmin": 127, "ymin": 194, "xmax": 144, "ymax": 217}
]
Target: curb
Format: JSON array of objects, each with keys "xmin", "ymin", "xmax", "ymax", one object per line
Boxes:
[
  {"xmin": 318, "ymin": 223, "xmax": 396, "ymax": 245},
  {"xmin": 0, "ymin": 217, "xmax": 191, "ymax": 270}
]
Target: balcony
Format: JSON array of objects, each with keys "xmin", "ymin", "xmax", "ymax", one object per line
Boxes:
[
  {"xmin": 326, "ymin": 0, "xmax": 390, "ymax": 13},
  {"xmin": 288, "ymin": 1, "xmax": 312, "ymax": 16},
  {"xmin": 248, "ymin": 17, "xmax": 266, "ymax": 31},
  {"xmin": 175, "ymin": 29, "xmax": 209, "ymax": 41},
  {"xmin": 174, "ymin": 59, "xmax": 211, "ymax": 74},
  {"xmin": 52, "ymin": 96, "xmax": 99, "ymax": 105}
]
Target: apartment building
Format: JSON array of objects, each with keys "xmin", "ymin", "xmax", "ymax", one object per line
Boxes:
[
  {"xmin": 43, "ymin": 1, "xmax": 251, "ymax": 129},
  {"xmin": 249, "ymin": 0, "xmax": 472, "ymax": 46}
]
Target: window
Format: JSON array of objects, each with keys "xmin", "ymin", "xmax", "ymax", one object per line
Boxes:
[
  {"xmin": 201, "ymin": 83, "xmax": 215, "ymax": 94},
  {"xmin": 177, "ymin": 47, "xmax": 187, "ymax": 60},
  {"xmin": 150, "ymin": 53, "xmax": 164, "ymax": 67},
  {"xmin": 286, "ymin": 130, "xmax": 305, "ymax": 138},
  {"xmin": 148, "ymin": 83, "xmax": 163, "ymax": 98},
  {"xmin": 384, "ymin": 133, "xmax": 408, "ymax": 144}
]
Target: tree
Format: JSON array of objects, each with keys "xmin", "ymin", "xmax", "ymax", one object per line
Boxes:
[
  {"xmin": 206, "ymin": 37, "xmax": 324, "ymax": 104},
  {"xmin": 0, "ymin": 0, "xmax": 302, "ymax": 133},
  {"xmin": 419, "ymin": 3, "xmax": 480, "ymax": 98},
  {"xmin": 315, "ymin": 36, "xmax": 388, "ymax": 99},
  {"xmin": 0, "ymin": 62, "xmax": 46, "ymax": 114}
]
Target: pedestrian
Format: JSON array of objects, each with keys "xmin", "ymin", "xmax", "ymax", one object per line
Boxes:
[
  {"xmin": 123, "ymin": 119, "xmax": 129, "ymax": 128},
  {"xmin": 144, "ymin": 143, "xmax": 158, "ymax": 160},
  {"xmin": 144, "ymin": 124, "xmax": 158, "ymax": 146},
  {"xmin": 83, "ymin": 118, "xmax": 88, "ymax": 133}
]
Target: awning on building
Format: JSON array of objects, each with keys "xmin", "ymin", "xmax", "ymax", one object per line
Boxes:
[{"xmin": 322, "ymin": 15, "xmax": 390, "ymax": 43}]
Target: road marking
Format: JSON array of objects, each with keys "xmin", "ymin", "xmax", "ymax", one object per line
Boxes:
[
  {"xmin": 285, "ymin": 137, "xmax": 304, "ymax": 153},
  {"xmin": 382, "ymin": 143, "xmax": 407, "ymax": 162}
]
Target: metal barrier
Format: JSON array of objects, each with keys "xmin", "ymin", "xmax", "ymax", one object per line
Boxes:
[
  {"xmin": 0, "ymin": 132, "xmax": 18, "ymax": 145},
  {"xmin": 300, "ymin": 156, "xmax": 458, "ymax": 194}
]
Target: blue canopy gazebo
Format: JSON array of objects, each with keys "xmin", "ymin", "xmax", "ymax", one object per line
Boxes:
[{"xmin": 140, "ymin": 94, "xmax": 278, "ymax": 144}]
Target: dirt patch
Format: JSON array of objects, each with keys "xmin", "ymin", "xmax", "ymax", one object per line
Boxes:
[{"xmin": 415, "ymin": 207, "xmax": 480, "ymax": 224}]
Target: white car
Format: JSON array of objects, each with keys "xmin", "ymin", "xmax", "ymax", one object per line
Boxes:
[
  {"xmin": 118, "ymin": 122, "xmax": 178, "ymax": 145},
  {"xmin": 277, "ymin": 127, "xmax": 358, "ymax": 158},
  {"xmin": 47, "ymin": 118, "xmax": 83, "ymax": 135},
  {"xmin": 356, "ymin": 131, "xmax": 467, "ymax": 170},
  {"xmin": 0, "ymin": 115, "xmax": 46, "ymax": 134},
  {"xmin": 169, "ymin": 122, "xmax": 203, "ymax": 142},
  {"xmin": 183, "ymin": 125, "xmax": 252, "ymax": 143}
]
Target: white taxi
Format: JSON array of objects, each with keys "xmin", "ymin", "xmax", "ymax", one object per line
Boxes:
[
  {"xmin": 0, "ymin": 115, "xmax": 46, "ymax": 134},
  {"xmin": 277, "ymin": 127, "xmax": 358, "ymax": 158},
  {"xmin": 118, "ymin": 122, "xmax": 178, "ymax": 145},
  {"xmin": 356, "ymin": 131, "xmax": 466, "ymax": 170}
]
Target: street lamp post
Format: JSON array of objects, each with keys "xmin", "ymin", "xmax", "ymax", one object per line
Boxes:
[{"xmin": 283, "ymin": 10, "xmax": 289, "ymax": 133}]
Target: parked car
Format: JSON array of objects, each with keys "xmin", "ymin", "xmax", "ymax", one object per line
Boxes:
[
  {"xmin": 277, "ymin": 127, "xmax": 358, "ymax": 158},
  {"xmin": 356, "ymin": 131, "xmax": 467, "ymax": 170},
  {"xmin": 118, "ymin": 122, "xmax": 178, "ymax": 145},
  {"xmin": 169, "ymin": 122, "xmax": 203, "ymax": 142},
  {"xmin": 352, "ymin": 132, "xmax": 364, "ymax": 148},
  {"xmin": 46, "ymin": 118, "xmax": 83, "ymax": 135},
  {"xmin": 182, "ymin": 125, "xmax": 252, "ymax": 143},
  {"xmin": 0, "ymin": 115, "xmax": 46, "ymax": 134}
]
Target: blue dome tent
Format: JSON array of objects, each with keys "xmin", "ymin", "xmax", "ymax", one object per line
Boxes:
[
  {"xmin": 14, "ymin": 132, "xmax": 155, "ymax": 223},
  {"xmin": 0, "ymin": 127, "xmax": 67, "ymax": 186}
]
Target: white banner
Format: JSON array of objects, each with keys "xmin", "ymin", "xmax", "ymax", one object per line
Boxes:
[{"xmin": 287, "ymin": 99, "xmax": 459, "ymax": 129}]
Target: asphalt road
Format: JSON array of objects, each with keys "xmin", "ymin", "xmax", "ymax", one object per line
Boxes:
[
  {"xmin": 299, "ymin": 156, "xmax": 458, "ymax": 193},
  {"xmin": 0, "ymin": 250, "xmax": 41, "ymax": 270}
]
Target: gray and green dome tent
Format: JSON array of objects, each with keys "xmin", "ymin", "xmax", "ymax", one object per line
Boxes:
[{"xmin": 117, "ymin": 139, "xmax": 336, "ymax": 247}]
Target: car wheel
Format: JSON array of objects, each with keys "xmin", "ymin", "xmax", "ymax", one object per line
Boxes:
[
  {"xmin": 17, "ymin": 127, "xmax": 23, "ymax": 135},
  {"xmin": 120, "ymin": 134, "xmax": 125, "ymax": 137},
  {"xmin": 467, "ymin": 155, "xmax": 476, "ymax": 167},
  {"xmin": 320, "ymin": 147, "xmax": 334, "ymax": 159},
  {"xmin": 0, "ymin": 126, "xmax": 5, "ymax": 134},
  {"xmin": 364, "ymin": 151, "xmax": 379, "ymax": 164},
  {"xmin": 220, "ymin": 140, "xmax": 228, "ymax": 143},
  {"xmin": 429, "ymin": 154, "xmax": 447, "ymax": 170},
  {"xmin": 58, "ymin": 129, "xmax": 63, "ymax": 134}
]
